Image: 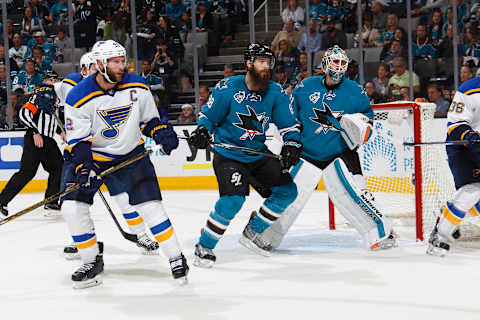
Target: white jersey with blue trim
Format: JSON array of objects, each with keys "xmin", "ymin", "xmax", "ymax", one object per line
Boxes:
[
  {"xmin": 64, "ymin": 72, "xmax": 158, "ymax": 161},
  {"xmin": 447, "ymin": 77, "xmax": 480, "ymax": 138},
  {"xmin": 54, "ymin": 72, "xmax": 83, "ymax": 108},
  {"xmin": 293, "ymin": 75, "xmax": 373, "ymax": 162}
]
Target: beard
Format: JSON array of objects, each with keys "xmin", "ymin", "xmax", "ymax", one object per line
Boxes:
[
  {"xmin": 248, "ymin": 65, "xmax": 270, "ymax": 90},
  {"xmin": 106, "ymin": 68, "xmax": 123, "ymax": 83}
]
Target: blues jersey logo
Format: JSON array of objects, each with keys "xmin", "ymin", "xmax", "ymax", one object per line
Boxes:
[
  {"xmin": 233, "ymin": 105, "xmax": 269, "ymax": 140},
  {"xmin": 97, "ymin": 104, "xmax": 132, "ymax": 139}
]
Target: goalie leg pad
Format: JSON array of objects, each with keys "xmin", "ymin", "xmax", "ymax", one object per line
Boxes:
[
  {"xmin": 262, "ymin": 160, "xmax": 323, "ymax": 248},
  {"xmin": 323, "ymin": 158, "xmax": 393, "ymax": 250}
]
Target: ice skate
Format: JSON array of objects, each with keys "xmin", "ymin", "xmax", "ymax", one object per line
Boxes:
[
  {"xmin": 43, "ymin": 202, "xmax": 61, "ymax": 217},
  {"xmin": 136, "ymin": 233, "xmax": 159, "ymax": 255},
  {"xmin": 72, "ymin": 254, "xmax": 104, "ymax": 289},
  {"xmin": 169, "ymin": 253, "xmax": 189, "ymax": 285},
  {"xmin": 370, "ymin": 230, "xmax": 398, "ymax": 251},
  {"xmin": 193, "ymin": 243, "xmax": 216, "ymax": 268},
  {"xmin": 426, "ymin": 223, "xmax": 457, "ymax": 257},
  {"xmin": 64, "ymin": 241, "xmax": 103, "ymax": 260},
  {"xmin": 239, "ymin": 221, "xmax": 272, "ymax": 257}
]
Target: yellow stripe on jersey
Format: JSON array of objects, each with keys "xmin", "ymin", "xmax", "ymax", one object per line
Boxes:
[
  {"xmin": 447, "ymin": 123, "xmax": 465, "ymax": 135},
  {"xmin": 464, "ymin": 88, "xmax": 480, "ymax": 96},
  {"xmin": 73, "ymin": 91, "xmax": 104, "ymax": 108},
  {"xmin": 92, "ymin": 153, "xmax": 115, "ymax": 162},
  {"xmin": 117, "ymin": 82, "xmax": 150, "ymax": 91},
  {"xmin": 63, "ymin": 78, "xmax": 78, "ymax": 86},
  {"xmin": 460, "ymin": 130, "xmax": 470, "ymax": 141}
]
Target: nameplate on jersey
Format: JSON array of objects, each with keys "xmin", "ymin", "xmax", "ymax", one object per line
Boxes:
[
  {"xmin": 97, "ymin": 104, "xmax": 133, "ymax": 139},
  {"xmin": 233, "ymin": 105, "xmax": 269, "ymax": 140}
]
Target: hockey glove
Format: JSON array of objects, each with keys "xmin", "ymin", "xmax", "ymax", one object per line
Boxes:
[
  {"xmin": 152, "ymin": 122, "xmax": 179, "ymax": 155},
  {"xmin": 280, "ymin": 140, "xmax": 303, "ymax": 170},
  {"xmin": 75, "ymin": 163, "xmax": 100, "ymax": 191},
  {"xmin": 188, "ymin": 126, "xmax": 212, "ymax": 149}
]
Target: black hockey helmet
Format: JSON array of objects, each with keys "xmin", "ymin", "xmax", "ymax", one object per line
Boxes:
[{"xmin": 244, "ymin": 43, "xmax": 275, "ymax": 69}]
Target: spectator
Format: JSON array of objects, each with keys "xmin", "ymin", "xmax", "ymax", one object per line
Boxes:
[
  {"xmin": 297, "ymin": 19, "xmax": 322, "ymax": 53},
  {"xmin": 196, "ymin": 2, "xmax": 213, "ymax": 32},
  {"xmin": 28, "ymin": 46, "xmax": 53, "ymax": 74},
  {"xmin": 141, "ymin": 59, "xmax": 165, "ymax": 92},
  {"xmin": 325, "ymin": 0, "xmax": 345, "ymax": 24},
  {"xmin": 48, "ymin": 0, "xmax": 68, "ymax": 26},
  {"xmin": 377, "ymin": 13, "xmax": 399, "ymax": 47},
  {"xmin": 459, "ymin": 24, "xmax": 480, "ymax": 60},
  {"xmin": 365, "ymin": 81, "xmax": 385, "ymax": 104},
  {"xmin": 427, "ymin": 83, "xmax": 450, "ymax": 118},
  {"xmin": 74, "ymin": 0, "xmax": 97, "ymax": 49},
  {"xmin": 310, "ymin": 0, "xmax": 327, "ymax": 25},
  {"xmin": 223, "ymin": 64, "xmax": 235, "ymax": 78},
  {"xmin": 177, "ymin": 103, "xmax": 196, "ymax": 124},
  {"xmin": 428, "ymin": 9, "xmax": 444, "ymax": 46},
  {"xmin": 388, "ymin": 57, "xmax": 421, "ymax": 96},
  {"xmin": 371, "ymin": 1, "xmax": 388, "ymax": 31},
  {"xmin": 291, "ymin": 52, "xmax": 309, "ymax": 85},
  {"xmin": 275, "ymin": 38, "xmax": 299, "ymax": 77},
  {"xmin": 28, "ymin": 0, "xmax": 51, "ymax": 26},
  {"xmin": 354, "ymin": 12, "xmax": 381, "ymax": 48},
  {"xmin": 380, "ymin": 39, "xmax": 406, "ymax": 70},
  {"xmin": 176, "ymin": 10, "xmax": 192, "ymax": 37},
  {"xmin": 165, "ymin": 0, "xmax": 186, "ymax": 22},
  {"xmin": 8, "ymin": 34, "xmax": 27, "ymax": 68},
  {"xmin": 460, "ymin": 64, "xmax": 473, "ymax": 84},
  {"xmin": 215, "ymin": 7, "xmax": 234, "ymax": 47},
  {"xmin": 136, "ymin": 10, "xmax": 160, "ymax": 61},
  {"xmin": 53, "ymin": 28, "xmax": 70, "ymax": 63},
  {"xmin": 26, "ymin": 31, "xmax": 56, "ymax": 63},
  {"xmin": 12, "ymin": 59, "xmax": 43, "ymax": 94},
  {"xmin": 399, "ymin": 86, "xmax": 411, "ymax": 101},
  {"xmin": 197, "ymin": 85, "xmax": 210, "ymax": 116},
  {"xmin": 347, "ymin": 59, "xmax": 360, "ymax": 83},
  {"xmin": 442, "ymin": 7, "xmax": 464, "ymax": 37},
  {"xmin": 282, "ymin": 0, "xmax": 305, "ymax": 30},
  {"xmin": 437, "ymin": 24, "xmax": 457, "ymax": 61},
  {"xmin": 320, "ymin": 17, "xmax": 347, "ymax": 50},
  {"xmin": 412, "ymin": 24, "xmax": 437, "ymax": 61},
  {"xmin": 271, "ymin": 18, "xmax": 301, "ymax": 55},
  {"xmin": 0, "ymin": 92, "xmax": 22, "ymax": 130},
  {"xmin": 477, "ymin": 67, "xmax": 480, "ymax": 77},
  {"xmin": 372, "ymin": 62, "xmax": 391, "ymax": 99},
  {"xmin": 273, "ymin": 64, "xmax": 292, "ymax": 93},
  {"xmin": 157, "ymin": 16, "xmax": 184, "ymax": 62},
  {"xmin": 22, "ymin": 6, "xmax": 44, "ymax": 42},
  {"xmin": 103, "ymin": 10, "xmax": 128, "ymax": 45},
  {"xmin": 0, "ymin": 45, "xmax": 19, "ymax": 72},
  {"xmin": 3, "ymin": 19, "xmax": 14, "ymax": 48}
]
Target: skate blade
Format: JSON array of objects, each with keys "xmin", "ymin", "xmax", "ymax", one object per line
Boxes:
[
  {"xmin": 369, "ymin": 240, "xmax": 398, "ymax": 251},
  {"xmin": 140, "ymin": 248, "xmax": 160, "ymax": 256},
  {"xmin": 64, "ymin": 252, "xmax": 81, "ymax": 260},
  {"xmin": 43, "ymin": 210, "xmax": 61, "ymax": 218},
  {"xmin": 426, "ymin": 244, "xmax": 447, "ymax": 257},
  {"xmin": 175, "ymin": 276, "xmax": 188, "ymax": 286},
  {"xmin": 193, "ymin": 256, "xmax": 214, "ymax": 268},
  {"xmin": 72, "ymin": 275, "xmax": 103, "ymax": 289},
  {"xmin": 239, "ymin": 236, "xmax": 271, "ymax": 257}
]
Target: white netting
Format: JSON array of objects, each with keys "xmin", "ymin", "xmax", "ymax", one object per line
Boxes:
[{"xmin": 358, "ymin": 102, "xmax": 480, "ymax": 241}]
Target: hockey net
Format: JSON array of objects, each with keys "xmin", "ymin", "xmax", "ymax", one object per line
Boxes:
[{"xmin": 329, "ymin": 101, "xmax": 480, "ymax": 242}]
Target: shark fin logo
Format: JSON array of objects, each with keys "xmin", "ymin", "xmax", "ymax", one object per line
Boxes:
[{"xmin": 233, "ymin": 105, "xmax": 269, "ymax": 140}]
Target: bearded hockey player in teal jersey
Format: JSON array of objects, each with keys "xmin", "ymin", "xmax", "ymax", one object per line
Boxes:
[
  {"xmin": 188, "ymin": 43, "xmax": 302, "ymax": 267},
  {"xmin": 263, "ymin": 46, "xmax": 398, "ymax": 251}
]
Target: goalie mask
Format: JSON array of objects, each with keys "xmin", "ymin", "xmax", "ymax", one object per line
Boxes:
[
  {"xmin": 91, "ymin": 40, "xmax": 127, "ymax": 83},
  {"xmin": 244, "ymin": 43, "xmax": 276, "ymax": 69},
  {"xmin": 321, "ymin": 45, "xmax": 349, "ymax": 84}
]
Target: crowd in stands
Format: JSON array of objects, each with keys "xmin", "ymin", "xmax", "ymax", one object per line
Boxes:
[{"xmin": 0, "ymin": 0, "xmax": 479, "ymax": 130}]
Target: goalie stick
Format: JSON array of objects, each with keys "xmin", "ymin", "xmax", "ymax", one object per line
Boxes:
[
  {"xmin": 54, "ymin": 112, "xmax": 137, "ymax": 243},
  {"xmin": 0, "ymin": 145, "xmax": 164, "ymax": 226}
]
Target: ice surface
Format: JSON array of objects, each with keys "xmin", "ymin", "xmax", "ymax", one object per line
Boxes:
[{"xmin": 1, "ymin": 190, "xmax": 480, "ymax": 320}]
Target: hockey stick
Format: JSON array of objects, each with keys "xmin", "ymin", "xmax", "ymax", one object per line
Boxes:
[
  {"xmin": 54, "ymin": 113, "xmax": 137, "ymax": 243},
  {"xmin": 403, "ymin": 140, "xmax": 480, "ymax": 146},
  {"xmin": 179, "ymin": 135, "xmax": 280, "ymax": 159},
  {"xmin": 0, "ymin": 145, "xmax": 164, "ymax": 226}
]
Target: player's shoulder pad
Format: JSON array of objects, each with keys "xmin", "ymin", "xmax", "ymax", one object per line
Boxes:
[
  {"xmin": 214, "ymin": 75, "xmax": 241, "ymax": 92},
  {"xmin": 116, "ymin": 73, "xmax": 150, "ymax": 91},
  {"xmin": 63, "ymin": 72, "xmax": 83, "ymax": 87},
  {"xmin": 66, "ymin": 74, "xmax": 104, "ymax": 109},
  {"xmin": 458, "ymin": 77, "xmax": 480, "ymax": 96}
]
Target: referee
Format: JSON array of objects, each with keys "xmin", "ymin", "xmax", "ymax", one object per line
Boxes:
[{"xmin": 0, "ymin": 71, "xmax": 64, "ymax": 216}]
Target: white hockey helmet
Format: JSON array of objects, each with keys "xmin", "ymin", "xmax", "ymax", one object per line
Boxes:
[
  {"xmin": 91, "ymin": 40, "xmax": 127, "ymax": 83},
  {"xmin": 79, "ymin": 52, "xmax": 95, "ymax": 78},
  {"xmin": 321, "ymin": 45, "xmax": 349, "ymax": 84}
]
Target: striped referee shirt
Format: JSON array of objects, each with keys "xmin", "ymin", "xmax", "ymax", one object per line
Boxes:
[{"xmin": 19, "ymin": 100, "xmax": 58, "ymax": 138}]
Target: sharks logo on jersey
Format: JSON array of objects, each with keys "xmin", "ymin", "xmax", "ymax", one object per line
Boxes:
[
  {"xmin": 97, "ymin": 104, "xmax": 133, "ymax": 139},
  {"xmin": 234, "ymin": 91, "xmax": 246, "ymax": 104},
  {"xmin": 310, "ymin": 101, "xmax": 344, "ymax": 134},
  {"xmin": 216, "ymin": 79, "xmax": 229, "ymax": 90},
  {"xmin": 233, "ymin": 105, "xmax": 269, "ymax": 140}
]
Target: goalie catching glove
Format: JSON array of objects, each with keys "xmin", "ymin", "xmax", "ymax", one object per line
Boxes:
[
  {"xmin": 188, "ymin": 126, "xmax": 212, "ymax": 149},
  {"xmin": 280, "ymin": 140, "xmax": 303, "ymax": 170},
  {"xmin": 339, "ymin": 113, "xmax": 373, "ymax": 150}
]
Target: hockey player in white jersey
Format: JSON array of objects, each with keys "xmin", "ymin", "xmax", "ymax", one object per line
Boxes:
[
  {"xmin": 58, "ymin": 52, "xmax": 160, "ymax": 259},
  {"xmin": 62, "ymin": 40, "xmax": 188, "ymax": 288},
  {"xmin": 262, "ymin": 46, "xmax": 397, "ymax": 251},
  {"xmin": 427, "ymin": 76, "xmax": 480, "ymax": 256}
]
